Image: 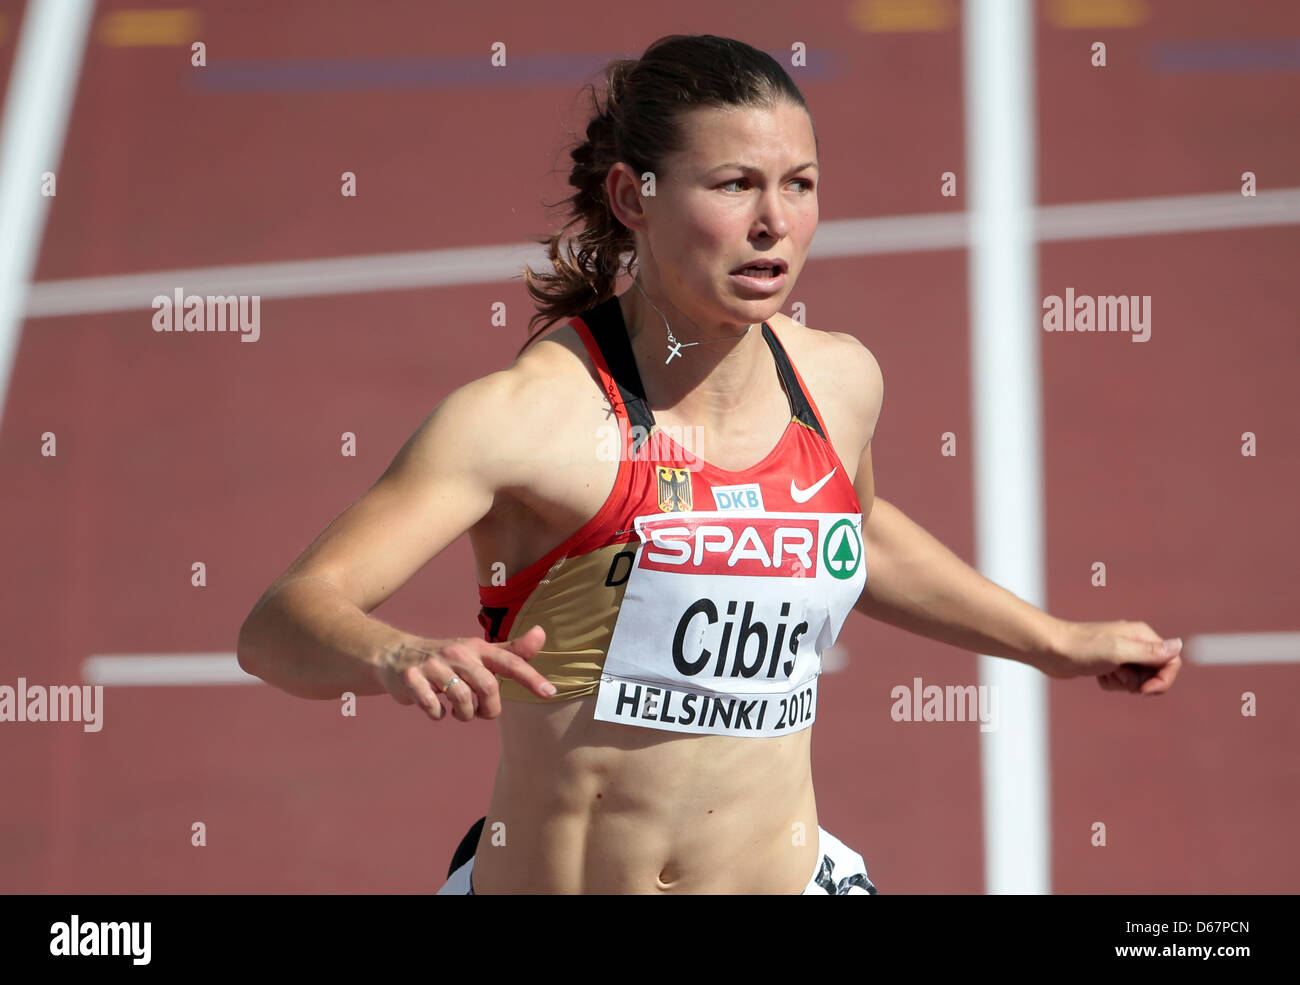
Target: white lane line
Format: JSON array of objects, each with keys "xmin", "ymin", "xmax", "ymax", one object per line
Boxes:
[
  {"xmin": 86, "ymin": 649, "xmax": 852, "ymax": 683},
  {"xmin": 810, "ymin": 210, "xmax": 968, "ymax": 257},
  {"xmin": 77, "ymin": 632, "xmax": 1298, "ymax": 684},
  {"xmin": 1186, "ymin": 632, "xmax": 1300, "ymax": 665},
  {"xmin": 25, "ymin": 242, "xmax": 541, "ymax": 317},
  {"xmin": 1036, "ymin": 189, "xmax": 1300, "ymax": 240},
  {"xmin": 0, "ymin": 0, "xmax": 95, "ymax": 414},
  {"xmin": 23, "ymin": 188, "xmax": 1300, "ymax": 319},
  {"xmin": 82, "ymin": 653, "xmax": 259, "ymax": 685}
]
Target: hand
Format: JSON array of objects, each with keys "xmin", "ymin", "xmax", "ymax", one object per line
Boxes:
[
  {"xmin": 375, "ymin": 625, "xmax": 554, "ymax": 721},
  {"xmin": 1041, "ymin": 620, "xmax": 1183, "ymax": 696}
]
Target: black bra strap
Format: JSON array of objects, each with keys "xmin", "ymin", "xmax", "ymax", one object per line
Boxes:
[
  {"xmin": 583, "ymin": 296, "xmax": 655, "ymax": 453},
  {"xmin": 760, "ymin": 323, "xmax": 826, "ymax": 439}
]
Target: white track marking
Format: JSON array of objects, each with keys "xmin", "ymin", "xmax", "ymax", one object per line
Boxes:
[
  {"xmin": 74, "ymin": 632, "xmax": 1298, "ymax": 686},
  {"xmin": 82, "ymin": 653, "xmax": 258, "ymax": 685},
  {"xmin": 21, "ymin": 189, "xmax": 1300, "ymax": 319},
  {"xmin": 26, "ymin": 242, "xmax": 539, "ymax": 317},
  {"xmin": 1186, "ymin": 632, "xmax": 1300, "ymax": 665}
]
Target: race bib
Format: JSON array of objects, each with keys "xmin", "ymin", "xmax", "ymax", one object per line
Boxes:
[{"xmin": 593, "ymin": 510, "xmax": 866, "ymax": 737}]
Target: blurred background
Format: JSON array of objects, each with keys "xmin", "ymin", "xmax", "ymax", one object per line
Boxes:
[{"xmin": 0, "ymin": 0, "xmax": 1296, "ymax": 893}]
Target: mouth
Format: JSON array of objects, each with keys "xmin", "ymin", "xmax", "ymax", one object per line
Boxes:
[
  {"xmin": 730, "ymin": 259, "xmax": 788, "ymax": 293},
  {"xmin": 730, "ymin": 259, "xmax": 789, "ymax": 279}
]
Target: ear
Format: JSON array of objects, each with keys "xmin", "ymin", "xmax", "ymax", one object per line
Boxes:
[{"xmin": 606, "ymin": 162, "xmax": 649, "ymax": 233}]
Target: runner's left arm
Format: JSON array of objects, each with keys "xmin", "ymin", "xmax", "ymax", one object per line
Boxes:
[
  {"xmin": 853, "ymin": 494, "xmax": 1065, "ymax": 667},
  {"xmin": 848, "ymin": 359, "xmax": 1180, "ymax": 692},
  {"xmin": 853, "ymin": 492, "xmax": 1182, "ymax": 692}
]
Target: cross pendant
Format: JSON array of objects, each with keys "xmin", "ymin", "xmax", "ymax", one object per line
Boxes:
[{"xmin": 665, "ymin": 341, "xmax": 697, "ymax": 364}]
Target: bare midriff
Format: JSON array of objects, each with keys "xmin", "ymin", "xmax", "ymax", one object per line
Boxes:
[{"xmin": 469, "ymin": 694, "xmax": 819, "ymax": 894}]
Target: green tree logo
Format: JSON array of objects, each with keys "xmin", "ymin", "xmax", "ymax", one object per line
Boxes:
[{"xmin": 823, "ymin": 519, "xmax": 862, "ymax": 580}]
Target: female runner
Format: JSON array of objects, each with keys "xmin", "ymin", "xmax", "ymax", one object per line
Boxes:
[{"xmin": 237, "ymin": 34, "xmax": 1182, "ymax": 895}]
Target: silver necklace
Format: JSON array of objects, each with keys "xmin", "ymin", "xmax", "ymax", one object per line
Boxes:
[{"xmin": 632, "ymin": 276, "xmax": 753, "ymax": 364}]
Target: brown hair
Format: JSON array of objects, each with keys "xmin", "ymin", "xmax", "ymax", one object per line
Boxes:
[{"xmin": 518, "ymin": 34, "xmax": 816, "ymax": 355}]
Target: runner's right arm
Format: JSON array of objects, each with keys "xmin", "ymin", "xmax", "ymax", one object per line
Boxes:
[{"xmin": 236, "ymin": 370, "xmax": 555, "ymax": 718}]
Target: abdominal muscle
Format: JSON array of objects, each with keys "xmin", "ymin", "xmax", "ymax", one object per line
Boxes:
[{"xmin": 469, "ymin": 693, "xmax": 820, "ymax": 894}]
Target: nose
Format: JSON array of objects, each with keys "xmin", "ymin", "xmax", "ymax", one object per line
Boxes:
[{"xmin": 752, "ymin": 187, "xmax": 792, "ymax": 241}]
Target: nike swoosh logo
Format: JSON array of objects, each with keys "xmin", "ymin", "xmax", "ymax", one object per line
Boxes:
[{"xmin": 790, "ymin": 468, "xmax": 837, "ymax": 503}]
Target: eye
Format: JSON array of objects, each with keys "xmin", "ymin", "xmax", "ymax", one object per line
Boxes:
[{"xmin": 720, "ymin": 177, "xmax": 815, "ymax": 193}]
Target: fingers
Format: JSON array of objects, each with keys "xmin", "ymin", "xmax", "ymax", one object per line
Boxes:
[
  {"xmin": 503, "ymin": 624, "xmax": 547, "ymax": 660},
  {"xmin": 398, "ymin": 644, "xmax": 478, "ymax": 722},
  {"xmin": 1097, "ymin": 655, "xmax": 1182, "ymax": 696},
  {"xmin": 387, "ymin": 629, "xmax": 557, "ymax": 720},
  {"xmin": 1112, "ymin": 634, "xmax": 1183, "ymax": 667},
  {"xmin": 428, "ymin": 643, "xmax": 490, "ymax": 722},
  {"xmin": 402, "ymin": 662, "xmax": 446, "ymax": 721},
  {"xmin": 480, "ymin": 630, "xmax": 557, "ymax": 701},
  {"xmin": 1138, "ymin": 653, "xmax": 1181, "ymax": 695},
  {"xmin": 1097, "ymin": 669, "xmax": 1125, "ymax": 692},
  {"xmin": 440, "ymin": 642, "xmax": 502, "ymax": 720},
  {"xmin": 437, "ymin": 635, "xmax": 556, "ymax": 718}
]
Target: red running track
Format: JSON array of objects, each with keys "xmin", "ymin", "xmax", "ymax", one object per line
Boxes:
[{"xmin": 0, "ymin": 0, "xmax": 1297, "ymax": 892}]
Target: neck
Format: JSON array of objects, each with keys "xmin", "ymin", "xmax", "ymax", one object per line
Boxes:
[{"xmin": 618, "ymin": 281, "xmax": 767, "ymax": 416}]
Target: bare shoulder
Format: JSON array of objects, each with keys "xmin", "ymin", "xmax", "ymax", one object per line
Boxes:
[
  {"xmin": 395, "ymin": 321, "xmax": 602, "ymax": 488},
  {"xmin": 500, "ymin": 321, "xmax": 607, "ymax": 431},
  {"xmin": 767, "ymin": 313, "xmax": 884, "ymax": 446},
  {"xmin": 509, "ymin": 321, "xmax": 598, "ymax": 385}
]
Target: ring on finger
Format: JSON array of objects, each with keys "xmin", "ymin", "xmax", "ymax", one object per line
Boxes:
[{"xmin": 441, "ymin": 676, "xmax": 461, "ymax": 692}]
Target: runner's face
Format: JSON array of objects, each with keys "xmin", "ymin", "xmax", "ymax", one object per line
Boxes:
[{"xmin": 648, "ymin": 103, "xmax": 818, "ymax": 324}]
